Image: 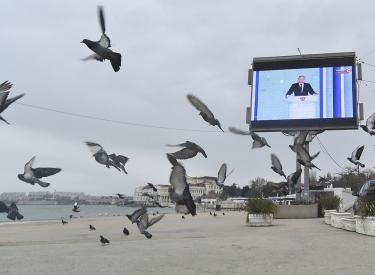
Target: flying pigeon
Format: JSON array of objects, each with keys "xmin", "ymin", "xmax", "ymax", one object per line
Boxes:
[
  {"xmin": 263, "ymin": 182, "xmax": 288, "ymax": 196},
  {"xmin": 294, "ymin": 143, "xmax": 320, "ymax": 170},
  {"xmin": 147, "ymin": 183, "xmax": 157, "ymax": 192},
  {"xmin": 361, "ymin": 112, "xmax": 375, "ymax": 136},
  {"xmin": 126, "ymin": 206, "xmax": 147, "ymax": 224},
  {"xmin": 72, "ymin": 202, "xmax": 80, "ymax": 213},
  {"xmin": 81, "ymin": 6, "xmax": 121, "ymax": 72},
  {"xmin": 100, "ymin": 235, "xmax": 110, "ymax": 245},
  {"xmin": 62, "ymin": 220, "xmax": 68, "ymax": 225},
  {"xmin": 109, "ymin": 154, "xmax": 129, "ymax": 174},
  {"xmin": 187, "ymin": 94, "xmax": 224, "ymax": 132},
  {"xmin": 0, "ymin": 201, "xmax": 24, "ymax": 221},
  {"xmin": 168, "ymin": 156, "xmax": 196, "ymax": 216},
  {"xmin": 0, "ymin": 80, "xmax": 25, "ymax": 125},
  {"xmin": 286, "ymin": 169, "xmax": 302, "ymax": 194},
  {"xmin": 142, "ymin": 193, "xmax": 154, "ymax": 199},
  {"xmin": 17, "ymin": 156, "xmax": 61, "ymax": 188},
  {"xmin": 89, "ymin": 224, "xmax": 96, "ymax": 230},
  {"xmin": 85, "ymin": 142, "xmax": 119, "ymax": 170},
  {"xmin": 347, "ymin": 145, "xmax": 365, "ymax": 168},
  {"xmin": 214, "ymin": 163, "xmax": 235, "ymax": 188},
  {"xmin": 113, "ymin": 193, "xmax": 125, "ymax": 199},
  {"xmin": 166, "ymin": 141, "xmax": 207, "ymax": 159},
  {"xmin": 136, "ymin": 213, "xmax": 165, "ymax": 239},
  {"xmin": 123, "ymin": 228, "xmax": 130, "ymax": 235},
  {"xmin": 228, "ymin": 126, "xmax": 271, "ymax": 148},
  {"xmin": 270, "ymin": 154, "xmax": 286, "ymax": 178},
  {"xmin": 289, "ymin": 130, "xmax": 320, "ymax": 160}
]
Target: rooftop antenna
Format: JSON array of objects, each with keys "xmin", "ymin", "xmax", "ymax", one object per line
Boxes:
[{"xmin": 297, "ymin": 48, "xmax": 304, "ymax": 59}]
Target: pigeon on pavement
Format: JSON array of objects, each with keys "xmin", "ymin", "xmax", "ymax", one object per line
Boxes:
[
  {"xmin": 0, "ymin": 80, "xmax": 25, "ymax": 125},
  {"xmin": 17, "ymin": 156, "xmax": 61, "ymax": 188},
  {"xmin": 228, "ymin": 126, "xmax": 271, "ymax": 148},
  {"xmin": 0, "ymin": 201, "xmax": 24, "ymax": 221},
  {"xmin": 81, "ymin": 6, "xmax": 121, "ymax": 72},
  {"xmin": 187, "ymin": 94, "xmax": 224, "ymax": 132},
  {"xmin": 100, "ymin": 235, "xmax": 110, "ymax": 245},
  {"xmin": 347, "ymin": 145, "xmax": 365, "ymax": 168},
  {"xmin": 167, "ymin": 141, "xmax": 207, "ymax": 159},
  {"xmin": 62, "ymin": 220, "xmax": 68, "ymax": 225},
  {"xmin": 89, "ymin": 224, "xmax": 96, "ymax": 230},
  {"xmin": 123, "ymin": 228, "xmax": 130, "ymax": 235},
  {"xmin": 361, "ymin": 112, "xmax": 375, "ymax": 136},
  {"xmin": 270, "ymin": 154, "xmax": 286, "ymax": 178}
]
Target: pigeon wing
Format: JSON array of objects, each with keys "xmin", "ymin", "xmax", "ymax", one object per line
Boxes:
[
  {"xmin": 3, "ymin": 93, "xmax": 25, "ymax": 110},
  {"xmin": 182, "ymin": 187, "xmax": 197, "ymax": 216},
  {"xmin": 85, "ymin": 141, "xmax": 103, "ymax": 154},
  {"xmin": 271, "ymin": 154, "xmax": 283, "ymax": 171},
  {"xmin": 355, "ymin": 145, "xmax": 365, "ymax": 160},
  {"xmin": 295, "ymin": 144, "xmax": 311, "ymax": 162},
  {"xmin": 34, "ymin": 178, "xmax": 50, "ymax": 188},
  {"xmin": 165, "ymin": 142, "xmax": 188, "ymax": 148},
  {"xmin": 98, "ymin": 6, "xmax": 106, "ymax": 34},
  {"xmin": 366, "ymin": 112, "xmax": 375, "ymax": 130},
  {"xmin": 24, "ymin": 156, "xmax": 36, "ymax": 174},
  {"xmin": 98, "ymin": 34, "xmax": 111, "ymax": 48},
  {"xmin": 9, "ymin": 202, "xmax": 18, "ymax": 211},
  {"xmin": 294, "ymin": 130, "xmax": 309, "ymax": 145},
  {"xmin": 187, "ymin": 94, "xmax": 214, "ymax": 119},
  {"xmin": 138, "ymin": 214, "xmax": 149, "ymax": 232},
  {"xmin": 0, "ymin": 201, "xmax": 8, "ymax": 213},
  {"xmin": 0, "ymin": 92, "xmax": 9, "ymax": 111},
  {"xmin": 0, "ymin": 81, "xmax": 12, "ymax": 93},
  {"xmin": 148, "ymin": 213, "xmax": 165, "ymax": 227},
  {"xmin": 171, "ymin": 148, "xmax": 198, "ymax": 160},
  {"xmin": 32, "ymin": 168, "xmax": 61, "ymax": 178},
  {"xmin": 290, "ymin": 169, "xmax": 302, "ymax": 185},
  {"xmin": 117, "ymin": 155, "xmax": 129, "ymax": 165},
  {"xmin": 166, "ymin": 153, "xmax": 179, "ymax": 167},
  {"xmin": 252, "ymin": 140, "xmax": 263, "ymax": 149},
  {"xmin": 169, "ymin": 165, "xmax": 187, "ymax": 195},
  {"xmin": 131, "ymin": 206, "xmax": 147, "ymax": 222},
  {"xmin": 81, "ymin": 53, "xmax": 104, "ymax": 62},
  {"xmin": 217, "ymin": 163, "xmax": 227, "ymax": 184},
  {"xmin": 228, "ymin": 126, "xmax": 251, "ymax": 135}
]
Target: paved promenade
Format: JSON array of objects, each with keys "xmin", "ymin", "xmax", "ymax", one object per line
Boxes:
[{"xmin": 0, "ymin": 211, "xmax": 373, "ymax": 275}]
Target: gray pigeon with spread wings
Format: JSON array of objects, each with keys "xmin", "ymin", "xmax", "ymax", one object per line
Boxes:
[
  {"xmin": 228, "ymin": 126, "xmax": 271, "ymax": 148},
  {"xmin": 270, "ymin": 154, "xmax": 286, "ymax": 179},
  {"xmin": 126, "ymin": 206, "xmax": 147, "ymax": 224},
  {"xmin": 166, "ymin": 141, "xmax": 207, "ymax": 159},
  {"xmin": 289, "ymin": 130, "xmax": 320, "ymax": 160},
  {"xmin": 85, "ymin": 142, "xmax": 119, "ymax": 170},
  {"xmin": 187, "ymin": 94, "xmax": 224, "ymax": 132},
  {"xmin": 0, "ymin": 80, "xmax": 25, "ymax": 125},
  {"xmin": 347, "ymin": 145, "xmax": 365, "ymax": 168},
  {"xmin": 286, "ymin": 169, "xmax": 302, "ymax": 194},
  {"xmin": 215, "ymin": 163, "xmax": 234, "ymax": 188},
  {"xmin": 361, "ymin": 112, "xmax": 375, "ymax": 136},
  {"xmin": 168, "ymin": 155, "xmax": 196, "ymax": 216},
  {"xmin": 17, "ymin": 156, "xmax": 61, "ymax": 187},
  {"xmin": 295, "ymin": 143, "xmax": 320, "ymax": 170},
  {"xmin": 0, "ymin": 201, "xmax": 24, "ymax": 221},
  {"xmin": 81, "ymin": 6, "xmax": 121, "ymax": 72},
  {"xmin": 136, "ymin": 213, "xmax": 165, "ymax": 239}
]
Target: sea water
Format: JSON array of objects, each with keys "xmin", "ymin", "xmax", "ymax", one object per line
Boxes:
[{"xmin": 0, "ymin": 204, "xmax": 180, "ymax": 223}]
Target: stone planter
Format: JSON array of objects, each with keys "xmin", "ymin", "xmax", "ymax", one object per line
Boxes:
[
  {"xmin": 324, "ymin": 210, "xmax": 337, "ymax": 225},
  {"xmin": 341, "ymin": 218, "xmax": 356, "ymax": 232},
  {"xmin": 330, "ymin": 212, "xmax": 351, "ymax": 229},
  {"xmin": 276, "ymin": 204, "xmax": 318, "ymax": 219},
  {"xmin": 355, "ymin": 216, "xmax": 375, "ymax": 236},
  {"xmin": 248, "ymin": 214, "xmax": 274, "ymax": 227}
]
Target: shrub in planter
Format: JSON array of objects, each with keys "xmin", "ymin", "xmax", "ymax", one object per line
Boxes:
[
  {"xmin": 244, "ymin": 197, "xmax": 277, "ymax": 224},
  {"xmin": 319, "ymin": 193, "xmax": 342, "ymax": 215},
  {"xmin": 358, "ymin": 199, "xmax": 375, "ymax": 218}
]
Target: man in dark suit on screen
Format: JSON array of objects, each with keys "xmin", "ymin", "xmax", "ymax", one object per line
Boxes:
[{"xmin": 285, "ymin": 76, "xmax": 318, "ymax": 98}]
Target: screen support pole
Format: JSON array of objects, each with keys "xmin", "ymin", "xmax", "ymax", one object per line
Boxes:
[
  {"xmin": 303, "ymin": 138, "xmax": 310, "ymax": 202},
  {"xmin": 295, "ymin": 132, "xmax": 302, "ymax": 202}
]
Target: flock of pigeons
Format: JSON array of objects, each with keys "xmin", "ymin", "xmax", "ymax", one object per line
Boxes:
[{"xmin": 1, "ymin": 5, "xmax": 375, "ymax": 244}]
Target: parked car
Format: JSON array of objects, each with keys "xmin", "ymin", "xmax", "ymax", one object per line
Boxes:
[{"xmin": 352, "ymin": 180, "xmax": 375, "ymax": 215}]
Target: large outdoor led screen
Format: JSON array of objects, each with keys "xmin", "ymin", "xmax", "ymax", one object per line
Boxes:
[{"xmin": 250, "ymin": 52, "xmax": 357, "ymax": 132}]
